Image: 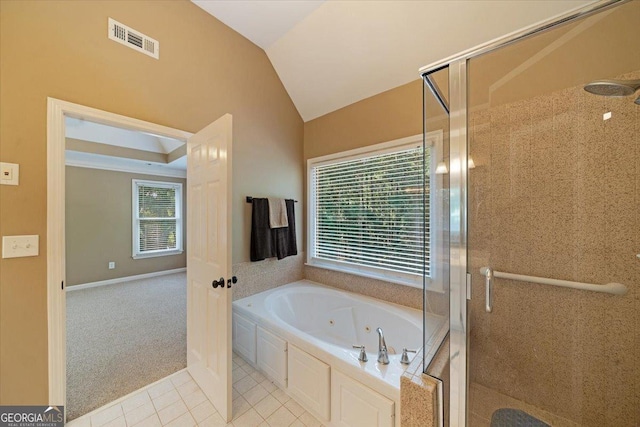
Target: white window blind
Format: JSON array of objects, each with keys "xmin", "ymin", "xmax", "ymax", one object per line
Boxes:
[
  {"xmin": 310, "ymin": 144, "xmax": 429, "ymax": 281},
  {"xmin": 133, "ymin": 180, "xmax": 183, "ymax": 258}
]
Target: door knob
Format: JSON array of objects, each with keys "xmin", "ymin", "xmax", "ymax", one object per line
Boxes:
[{"xmin": 212, "ymin": 277, "xmax": 225, "ymax": 288}]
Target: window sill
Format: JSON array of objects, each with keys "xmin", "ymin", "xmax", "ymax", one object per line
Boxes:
[
  {"xmin": 133, "ymin": 250, "xmax": 183, "ymax": 260},
  {"xmin": 305, "ymin": 259, "xmax": 444, "ymax": 293}
]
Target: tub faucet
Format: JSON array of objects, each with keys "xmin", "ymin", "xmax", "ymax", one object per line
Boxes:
[{"xmin": 376, "ymin": 327, "xmax": 389, "ymax": 365}]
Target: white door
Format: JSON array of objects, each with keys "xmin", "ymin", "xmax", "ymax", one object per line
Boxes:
[{"xmin": 186, "ymin": 114, "xmax": 233, "ymax": 422}]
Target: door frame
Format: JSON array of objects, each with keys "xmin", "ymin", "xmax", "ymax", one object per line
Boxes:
[{"xmin": 46, "ymin": 98, "xmax": 193, "ymax": 407}]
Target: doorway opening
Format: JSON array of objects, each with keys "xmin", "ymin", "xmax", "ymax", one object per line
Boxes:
[
  {"xmin": 64, "ymin": 117, "xmax": 188, "ymax": 420},
  {"xmin": 47, "ymin": 99, "xmax": 234, "ymax": 423}
]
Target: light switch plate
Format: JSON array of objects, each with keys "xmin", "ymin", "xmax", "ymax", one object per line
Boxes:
[
  {"xmin": 2, "ymin": 235, "xmax": 39, "ymax": 258},
  {"xmin": 0, "ymin": 162, "xmax": 19, "ymax": 185}
]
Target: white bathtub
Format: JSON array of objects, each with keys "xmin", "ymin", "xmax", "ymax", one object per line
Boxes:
[
  {"xmin": 232, "ymin": 280, "xmax": 446, "ymax": 425},
  {"xmin": 265, "ymin": 282, "xmax": 425, "ymax": 358}
]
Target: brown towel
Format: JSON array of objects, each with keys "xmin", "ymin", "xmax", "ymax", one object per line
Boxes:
[{"xmin": 250, "ymin": 198, "xmax": 297, "ymax": 261}]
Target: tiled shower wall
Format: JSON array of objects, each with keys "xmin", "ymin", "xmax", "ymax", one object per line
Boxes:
[{"xmin": 468, "ymin": 71, "xmax": 639, "ymax": 425}]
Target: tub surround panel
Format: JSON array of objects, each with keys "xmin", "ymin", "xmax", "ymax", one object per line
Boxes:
[
  {"xmin": 232, "ymin": 253, "xmax": 304, "ymax": 301},
  {"xmin": 304, "ymin": 265, "xmax": 447, "ymax": 316},
  {"xmin": 332, "ymin": 369, "xmax": 395, "ymax": 427},
  {"xmin": 400, "ymin": 376, "xmax": 437, "ymax": 427},
  {"xmin": 468, "ymin": 70, "xmax": 640, "ymax": 425},
  {"xmin": 400, "ymin": 337, "xmax": 449, "ymax": 427}
]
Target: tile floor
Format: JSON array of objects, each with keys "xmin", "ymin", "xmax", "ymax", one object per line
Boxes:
[{"xmin": 67, "ymin": 353, "xmax": 325, "ymax": 427}]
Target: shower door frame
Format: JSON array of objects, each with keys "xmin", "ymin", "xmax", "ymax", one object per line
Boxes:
[{"xmin": 418, "ymin": 1, "xmax": 626, "ymax": 425}]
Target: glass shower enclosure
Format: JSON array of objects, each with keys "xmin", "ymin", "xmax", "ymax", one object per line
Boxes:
[
  {"xmin": 422, "ymin": 1, "xmax": 639, "ymax": 425},
  {"xmin": 422, "ymin": 65, "xmax": 451, "ymax": 373}
]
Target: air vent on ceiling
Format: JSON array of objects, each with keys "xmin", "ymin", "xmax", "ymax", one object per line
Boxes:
[{"xmin": 108, "ymin": 18, "xmax": 159, "ymax": 60}]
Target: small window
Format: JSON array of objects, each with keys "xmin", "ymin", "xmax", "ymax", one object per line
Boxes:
[
  {"xmin": 307, "ymin": 133, "xmax": 442, "ymax": 289},
  {"xmin": 132, "ymin": 180, "xmax": 183, "ymax": 259}
]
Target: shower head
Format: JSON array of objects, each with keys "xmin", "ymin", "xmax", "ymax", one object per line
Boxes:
[
  {"xmin": 635, "ymin": 96, "xmax": 640, "ymax": 106},
  {"xmin": 584, "ymin": 79, "xmax": 640, "ymax": 97}
]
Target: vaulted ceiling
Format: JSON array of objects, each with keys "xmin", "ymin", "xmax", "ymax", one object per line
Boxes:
[{"xmin": 193, "ymin": 0, "xmax": 595, "ymax": 122}]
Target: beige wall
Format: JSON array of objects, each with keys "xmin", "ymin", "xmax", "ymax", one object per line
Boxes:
[
  {"xmin": 0, "ymin": 0, "xmax": 302, "ymax": 404},
  {"xmin": 304, "ymin": 79, "xmax": 422, "ymax": 160},
  {"xmin": 467, "ymin": 71, "xmax": 640, "ymax": 425},
  {"xmin": 65, "ymin": 167, "xmax": 187, "ymax": 286}
]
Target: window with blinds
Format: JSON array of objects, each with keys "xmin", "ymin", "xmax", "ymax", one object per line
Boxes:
[
  {"xmin": 132, "ymin": 180, "xmax": 183, "ymax": 258},
  {"xmin": 309, "ymin": 141, "xmax": 430, "ymax": 286}
]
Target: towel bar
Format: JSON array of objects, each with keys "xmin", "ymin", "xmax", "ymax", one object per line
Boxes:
[
  {"xmin": 479, "ymin": 267, "xmax": 627, "ymax": 313},
  {"xmin": 246, "ymin": 196, "xmax": 298, "ymax": 203}
]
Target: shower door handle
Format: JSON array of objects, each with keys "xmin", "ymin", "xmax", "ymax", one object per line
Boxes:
[{"xmin": 485, "ymin": 267, "xmax": 493, "ymax": 313}]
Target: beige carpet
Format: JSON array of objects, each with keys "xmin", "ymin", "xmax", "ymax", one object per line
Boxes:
[{"xmin": 66, "ymin": 272, "xmax": 187, "ymax": 420}]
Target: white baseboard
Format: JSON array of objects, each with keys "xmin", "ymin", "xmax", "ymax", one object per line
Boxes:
[{"xmin": 66, "ymin": 267, "xmax": 186, "ymax": 291}]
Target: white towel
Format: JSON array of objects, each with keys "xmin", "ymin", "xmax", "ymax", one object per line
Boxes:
[{"xmin": 268, "ymin": 198, "xmax": 289, "ymax": 228}]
